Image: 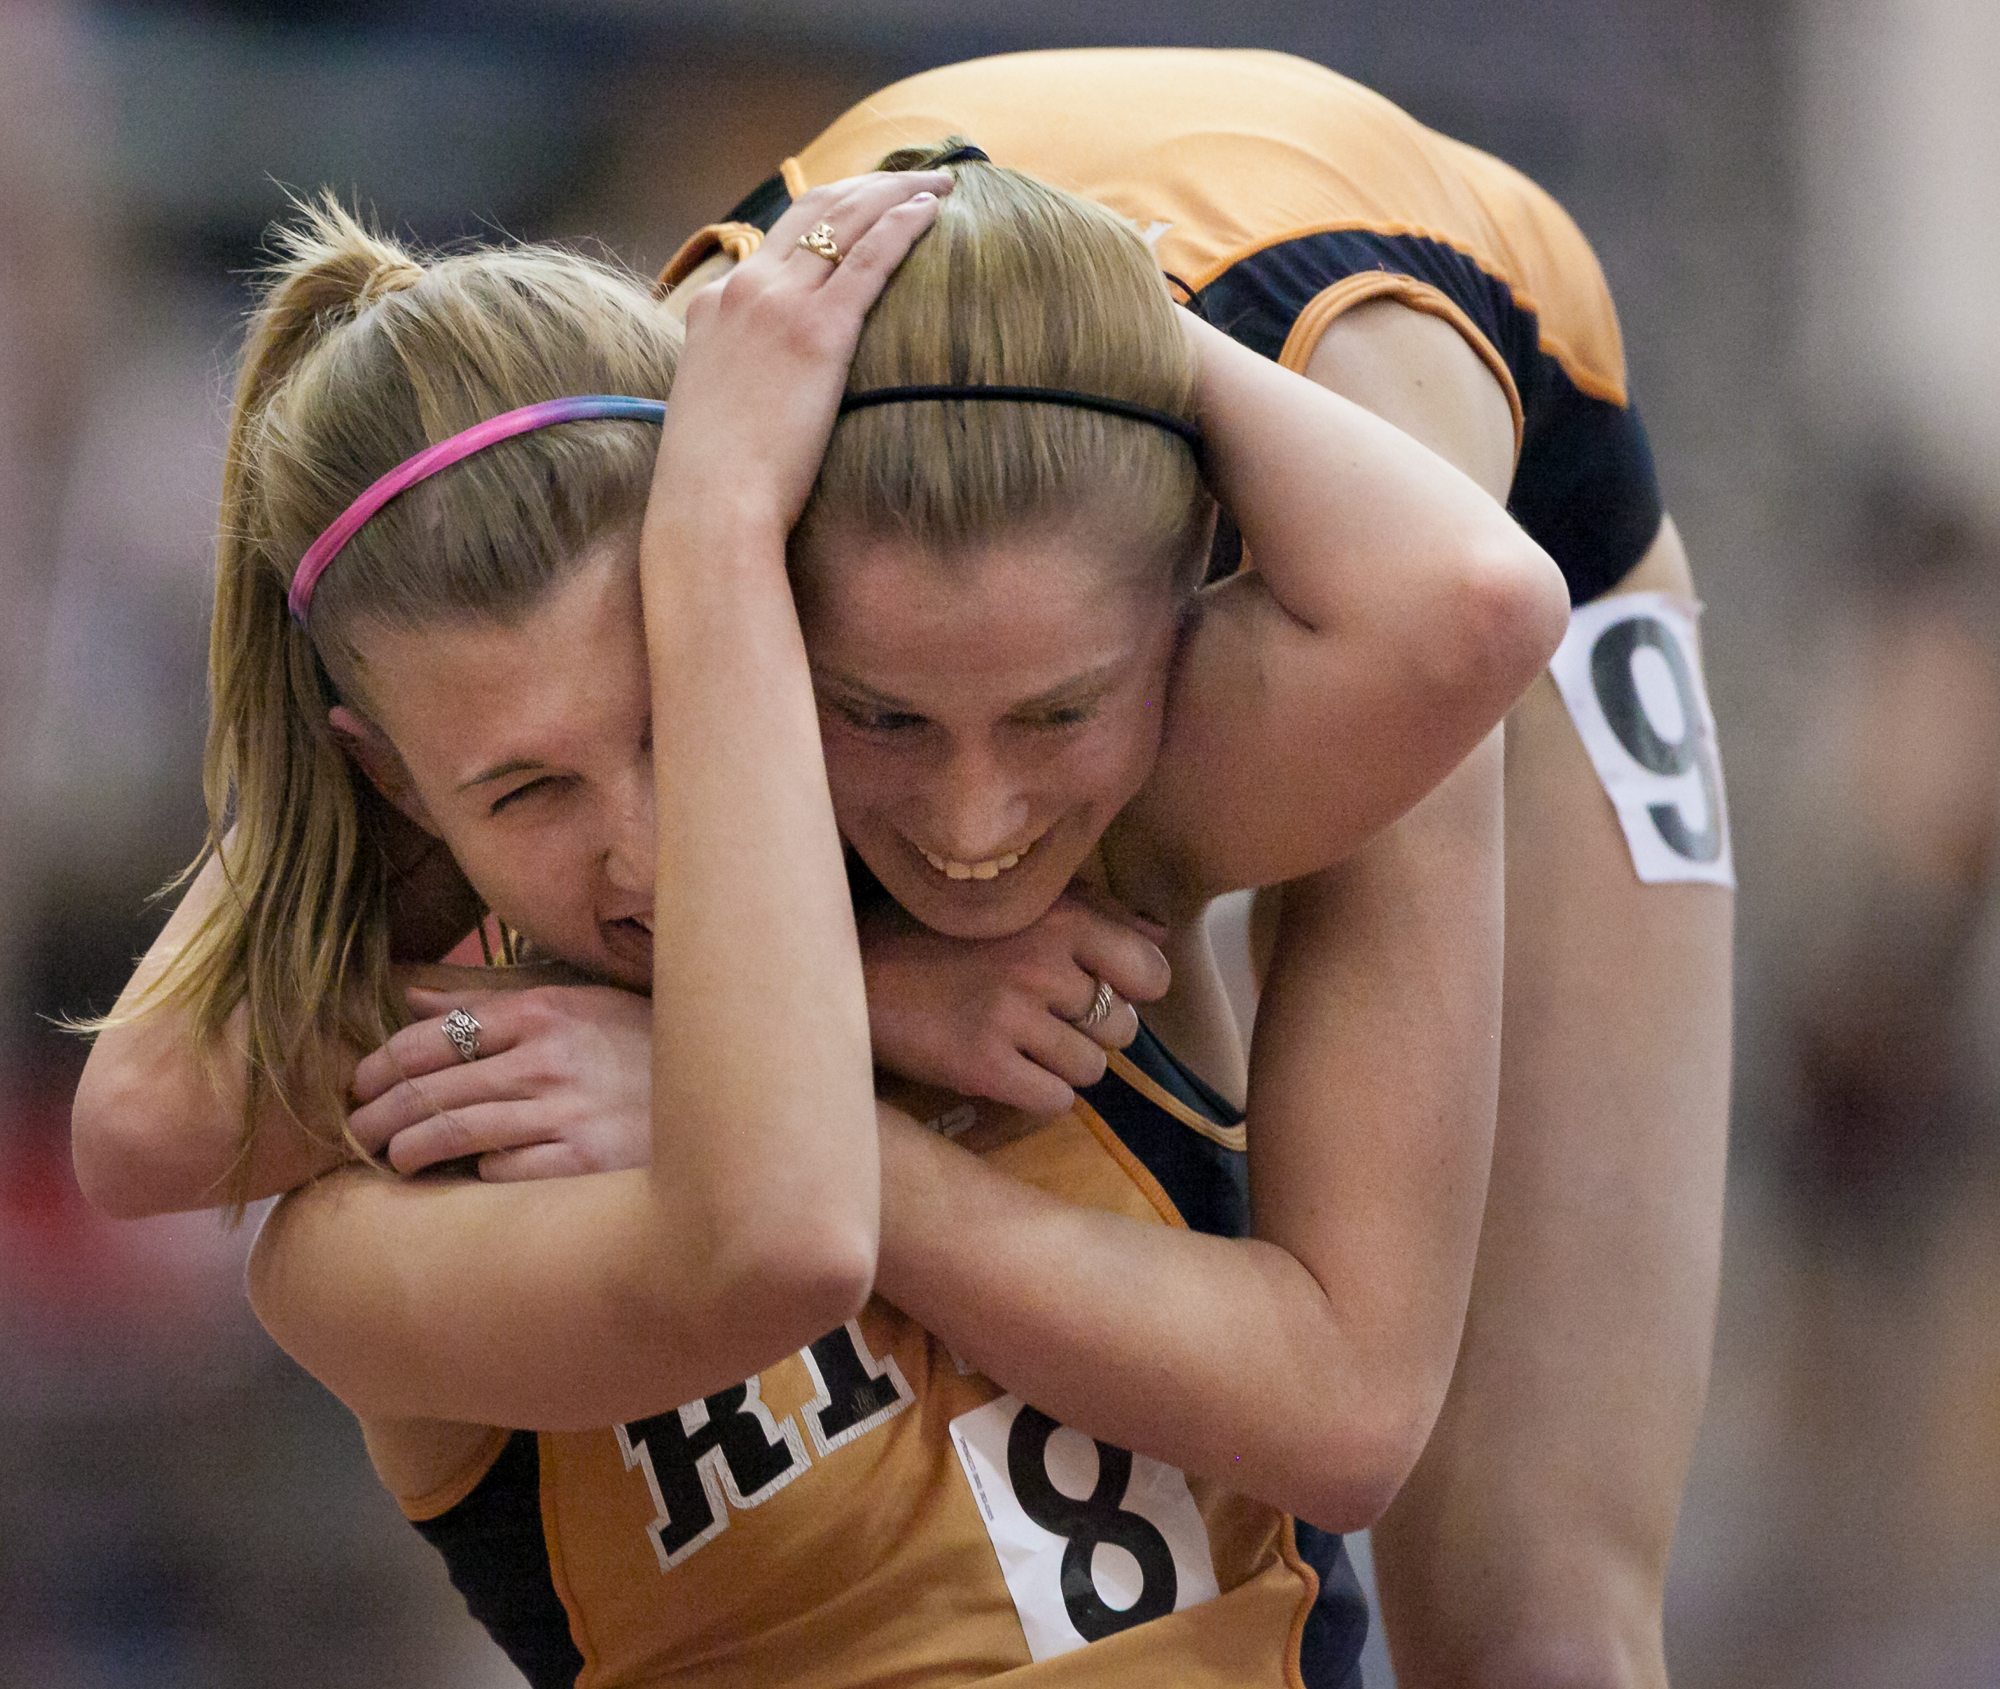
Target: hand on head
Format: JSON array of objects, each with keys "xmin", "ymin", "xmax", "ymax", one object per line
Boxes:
[{"xmin": 659, "ymin": 171, "xmax": 951, "ymax": 536}]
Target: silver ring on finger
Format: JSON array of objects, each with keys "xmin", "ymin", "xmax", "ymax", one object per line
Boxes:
[
  {"xmin": 797, "ymin": 221, "xmax": 843, "ymax": 264},
  {"xmin": 1072, "ymin": 978, "xmax": 1116, "ymax": 1033},
  {"xmin": 440, "ymin": 1007, "xmax": 483, "ymax": 1063}
]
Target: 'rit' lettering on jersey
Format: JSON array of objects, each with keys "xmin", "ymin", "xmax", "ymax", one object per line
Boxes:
[{"xmin": 616, "ymin": 1319, "xmax": 916, "ymax": 1572}]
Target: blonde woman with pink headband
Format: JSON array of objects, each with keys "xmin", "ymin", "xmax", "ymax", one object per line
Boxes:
[{"xmin": 75, "ymin": 157, "xmax": 1562, "ymax": 1685}]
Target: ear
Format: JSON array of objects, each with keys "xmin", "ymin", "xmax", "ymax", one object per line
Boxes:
[{"xmin": 329, "ymin": 705, "xmax": 441, "ymax": 836}]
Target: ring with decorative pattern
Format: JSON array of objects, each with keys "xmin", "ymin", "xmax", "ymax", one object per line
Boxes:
[
  {"xmin": 441, "ymin": 1007, "xmax": 483, "ymax": 1063},
  {"xmin": 1072, "ymin": 978, "xmax": 1116, "ymax": 1033}
]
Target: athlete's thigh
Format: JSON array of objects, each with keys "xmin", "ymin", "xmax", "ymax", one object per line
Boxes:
[{"xmin": 1373, "ymin": 516, "xmax": 1733, "ymax": 1689}]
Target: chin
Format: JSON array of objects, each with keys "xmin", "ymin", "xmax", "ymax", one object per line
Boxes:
[{"xmin": 878, "ymin": 866, "xmax": 1067, "ymax": 942}]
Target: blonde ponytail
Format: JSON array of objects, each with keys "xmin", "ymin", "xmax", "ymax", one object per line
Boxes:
[{"xmin": 100, "ymin": 196, "xmax": 681, "ymax": 1211}]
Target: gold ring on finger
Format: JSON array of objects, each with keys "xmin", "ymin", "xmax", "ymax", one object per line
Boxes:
[{"xmin": 797, "ymin": 221, "xmax": 842, "ymax": 264}]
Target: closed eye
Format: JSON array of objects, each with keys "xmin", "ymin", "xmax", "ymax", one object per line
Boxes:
[
  {"xmin": 489, "ymin": 774, "xmax": 569, "ymax": 815},
  {"xmin": 1015, "ymin": 700, "xmax": 1100, "ymax": 732},
  {"xmin": 834, "ymin": 701, "xmax": 929, "ymax": 735}
]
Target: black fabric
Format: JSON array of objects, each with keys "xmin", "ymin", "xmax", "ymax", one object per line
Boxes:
[
  {"xmin": 1294, "ymin": 1522, "xmax": 1370, "ymax": 1689},
  {"xmin": 1194, "ymin": 226, "xmax": 1662, "ymax": 605},
  {"xmin": 723, "ymin": 172, "xmax": 791, "ymax": 233},
  {"xmin": 412, "ymin": 1431, "xmax": 583, "ymax": 1689},
  {"xmin": 1079, "ymin": 1021, "xmax": 1247, "ymax": 1240}
]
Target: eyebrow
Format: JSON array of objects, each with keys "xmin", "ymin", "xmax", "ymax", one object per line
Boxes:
[
  {"xmin": 812, "ymin": 661, "xmax": 1127, "ymax": 715},
  {"xmin": 457, "ymin": 757, "xmax": 546, "ymax": 793}
]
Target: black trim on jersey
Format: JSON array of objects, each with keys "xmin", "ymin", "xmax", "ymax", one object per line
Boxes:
[
  {"xmin": 1080, "ymin": 1021, "xmax": 1247, "ymax": 1240},
  {"xmin": 1295, "ymin": 1522, "xmax": 1369, "ymax": 1689},
  {"xmin": 412, "ymin": 1431, "xmax": 582, "ymax": 1689},
  {"xmin": 723, "ymin": 173, "xmax": 791, "ymax": 233},
  {"xmin": 1082, "ymin": 1025, "xmax": 1368, "ymax": 1688},
  {"xmin": 1195, "ymin": 227, "xmax": 1661, "ymax": 606}
]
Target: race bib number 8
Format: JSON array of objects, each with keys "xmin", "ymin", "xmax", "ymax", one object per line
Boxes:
[
  {"xmin": 1549, "ymin": 592, "xmax": 1734, "ymax": 887},
  {"xmin": 950, "ymin": 1394, "xmax": 1220, "ymax": 1661}
]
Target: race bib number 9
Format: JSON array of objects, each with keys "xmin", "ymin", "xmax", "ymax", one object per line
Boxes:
[
  {"xmin": 950, "ymin": 1394, "xmax": 1220, "ymax": 1661},
  {"xmin": 1549, "ymin": 593, "xmax": 1734, "ymax": 887}
]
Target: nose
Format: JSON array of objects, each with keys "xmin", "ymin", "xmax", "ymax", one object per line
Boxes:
[
  {"xmin": 602, "ymin": 762, "xmax": 656, "ymax": 895},
  {"xmin": 927, "ymin": 744, "xmax": 1030, "ymax": 863}
]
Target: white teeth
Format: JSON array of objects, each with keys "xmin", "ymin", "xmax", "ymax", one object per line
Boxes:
[{"xmin": 917, "ymin": 835, "xmax": 1037, "ymax": 882}]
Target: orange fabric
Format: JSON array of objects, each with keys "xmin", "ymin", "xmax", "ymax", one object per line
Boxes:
[
  {"xmin": 654, "ymin": 221, "xmax": 765, "ymax": 294},
  {"xmin": 393, "ymin": 1424, "xmax": 514, "ymax": 1523},
  {"xmin": 783, "ymin": 47, "xmax": 1629, "ymax": 407},
  {"xmin": 507, "ymin": 1102, "xmax": 1313, "ymax": 1687}
]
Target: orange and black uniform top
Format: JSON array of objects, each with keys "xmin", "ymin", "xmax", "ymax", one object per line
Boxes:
[
  {"xmin": 666, "ymin": 47, "xmax": 1664, "ymax": 606},
  {"xmin": 400, "ymin": 1025, "xmax": 1367, "ymax": 1688}
]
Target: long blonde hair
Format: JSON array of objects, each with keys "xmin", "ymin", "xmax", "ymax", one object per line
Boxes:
[
  {"xmin": 795, "ymin": 142, "xmax": 1211, "ymax": 595},
  {"xmin": 117, "ymin": 197, "xmax": 681, "ymax": 1210}
]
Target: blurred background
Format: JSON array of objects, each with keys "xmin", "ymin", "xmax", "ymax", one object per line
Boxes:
[{"xmin": 1, "ymin": 0, "xmax": 1995, "ymax": 1683}]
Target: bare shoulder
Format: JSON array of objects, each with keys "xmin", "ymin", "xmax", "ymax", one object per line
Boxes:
[{"xmin": 1303, "ymin": 298, "xmax": 1517, "ymax": 500}]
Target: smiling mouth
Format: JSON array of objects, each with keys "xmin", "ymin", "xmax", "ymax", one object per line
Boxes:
[{"xmin": 915, "ymin": 834, "xmax": 1041, "ymax": 882}]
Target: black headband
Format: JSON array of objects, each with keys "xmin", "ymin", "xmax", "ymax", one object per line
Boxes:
[
  {"xmin": 931, "ymin": 142, "xmax": 991, "ymax": 167},
  {"xmin": 836, "ymin": 385, "xmax": 1203, "ymax": 452}
]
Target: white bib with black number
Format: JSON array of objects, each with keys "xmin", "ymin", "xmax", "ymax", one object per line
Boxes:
[
  {"xmin": 949, "ymin": 1394, "xmax": 1221, "ymax": 1661},
  {"xmin": 1549, "ymin": 592, "xmax": 1734, "ymax": 887}
]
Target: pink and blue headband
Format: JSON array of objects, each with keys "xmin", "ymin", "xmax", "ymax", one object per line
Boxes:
[
  {"xmin": 287, "ymin": 394, "xmax": 667, "ymax": 624},
  {"xmin": 287, "ymin": 383, "xmax": 1200, "ymax": 625}
]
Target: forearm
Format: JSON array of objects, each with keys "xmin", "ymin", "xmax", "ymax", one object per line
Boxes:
[
  {"xmin": 251, "ymin": 1159, "xmax": 835, "ymax": 1429},
  {"xmin": 876, "ymin": 1116, "xmax": 1393, "ymax": 1530},
  {"xmin": 1124, "ymin": 325, "xmax": 1564, "ymax": 902},
  {"xmin": 881, "ymin": 740, "xmax": 1505, "ymax": 1529},
  {"xmin": 640, "ymin": 489, "xmax": 877, "ymax": 1302},
  {"xmin": 622, "ymin": 183, "xmax": 959, "ymax": 1333},
  {"xmin": 71, "ymin": 854, "xmax": 349, "ymax": 1216}
]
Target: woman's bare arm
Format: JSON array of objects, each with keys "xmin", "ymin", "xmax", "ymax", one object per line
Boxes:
[
  {"xmin": 71, "ymin": 791, "xmax": 484, "ymax": 1218},
  {"xmin": 875, "ymin": 734, "xmax": 1504, "ymax": 1530},
  {"xmin": 71, "ymin": 855, "xmax": 348, "ymax": 1217},
  {"xmin": 1115, "ymin": 316, "xmax": 1565, "ymax": 914},
  {"xmin": 246, "ymin": 175, "xmax": 951, "ymax": 1430}
]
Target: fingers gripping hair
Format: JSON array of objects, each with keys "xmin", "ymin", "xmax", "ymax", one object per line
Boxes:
[{"xmin": 794, "ymin": 143, "xmax": 1212, "ymax": 600}]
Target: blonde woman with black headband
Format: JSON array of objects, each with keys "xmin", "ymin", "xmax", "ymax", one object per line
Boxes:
[{"xmin": 75, "ymin": 157, "xmax": 1562, "ymax": 1686}]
